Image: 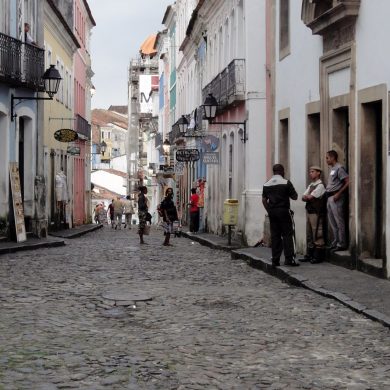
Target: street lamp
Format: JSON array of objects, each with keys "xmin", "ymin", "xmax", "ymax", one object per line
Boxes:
[
  {"xmin": 201, "ymin": 93, "xmax": 247, "ymax": 143},
  {"xmin": 11, "ymin": 64, "xmax": 62, "ymax": 121},
  {"xmin": 177, "ymin": 115, "xmax": 189, "ymax": 135},
  {"xmin": 162, "ymin": 138, "xmax": 171, "ymax": 166},
  {"xmin": 100, "ymin": 141, "xmax": 107, "ymax": 155}
]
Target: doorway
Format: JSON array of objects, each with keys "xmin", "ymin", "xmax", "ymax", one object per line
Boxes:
[
  {"xmin": 18, "ymin": 117, "xmax": 25, "ymax": 201},
  {"xmin": 279, "ymin": 118, "xmax": 289, "ymax": 177},
  {"xmin": 360, "ymin": 101, "xmax": 383, "ymax": 259},
  {"xmin": 307, "ymin": 112, "xmax": 321, "ymax": 172}
]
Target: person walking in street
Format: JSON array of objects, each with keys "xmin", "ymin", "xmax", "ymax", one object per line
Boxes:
[
  {"xmin": 325, "ymin": 150, "xmax": 349, "ymax": 251},
  {"xmin": 123, "ymin": 195, "xmax": 134, "ymax": 229},
  {"xmin": 160, "ymin": 187, "xmax": 178, "ymax": 246},
  {"xmin": 262, "ymin": 164, "xmax": 299, "ymax": 267},
  {"xmin": 112, "ymin": 196, "xmax": 124, "ymax": 230},
  {"xmin": 137, "ymin": 186, "xmax": 149, "ymax": 244},
  {"xmin": 301, "ymin": 166, "xmax": 326, "ymax": 263},
  {"xmin": 189, "ymin": 188, "xmax": 199, "ymax": 233},
  {"xmin": 108, "ymin": 199, "xmax": 115, "ymax": 228}
]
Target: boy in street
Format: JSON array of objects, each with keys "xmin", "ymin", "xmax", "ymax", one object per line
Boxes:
[
  {"xmin": 301, "ymin": 166, "xmax": 326, "ymax": 263},
  {"xmin": 262, "ymin": 164, "xmax": 299, "ymax": 267},
  {"xmin": 325, "ymin": 150, "xmax": 349, "ymax": 251}
]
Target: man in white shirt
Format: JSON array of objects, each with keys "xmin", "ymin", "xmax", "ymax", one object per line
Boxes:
[{"xmin": 301, "ymin": 166, "xmax": 326, "ymax": 263}]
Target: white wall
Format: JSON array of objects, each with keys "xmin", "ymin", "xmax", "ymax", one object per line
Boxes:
[
  {"xmin": 274, "ymin": 1, "xmax": 322, "ymax": 250},
  {"xmin": 91, "ymin": 171, "xmax": 127, "ymax": 196}
]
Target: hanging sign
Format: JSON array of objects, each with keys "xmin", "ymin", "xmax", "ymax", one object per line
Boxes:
[
  {"xmin": 9, "ymin": 162, "xmax": 27, "ymax": 242},
  {"xmin": 54, "ymin": 128, "xmax": 78, "ymax": 142},
  {"xmin": 67, "ymin": 146, "xmax": 80, "ymax": 156},
  {"xmin": 176, "ymin": 149, "xmax": 200, "ymax": 162},
  {"xmin": 202, "ymin": 152, "xmax": 220, "ymax": 164}
]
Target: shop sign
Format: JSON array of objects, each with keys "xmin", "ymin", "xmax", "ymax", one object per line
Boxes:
[
  {"xmin": 176, "ymin": 149, "xmax": 200, "ymax": 162},
  {"xmin": 174, "ymin": 162, "xmax": 185, "ymax": 176},
  {"xmin": 67, "ymin": 146, "xmax": 80, "ymax": 155},
  {"xmin": 9, "ymin": 162, "xmax": 26, "ymax": 242},
  {"xmin": 202, "ymin": 152, "xmax": 219, "ymax": 164},
  {"xmin": 54, "ymin": 128, "xmax": 78, "ymax": 142}
]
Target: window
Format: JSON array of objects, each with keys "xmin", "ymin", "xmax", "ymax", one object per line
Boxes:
[
  {"xmin": 0, "ymin": 0, "xmax": 9, "ymax": 34},
  {"xmin": 279, "ymin": 0, "xmax": 290, "ymax": 59}
]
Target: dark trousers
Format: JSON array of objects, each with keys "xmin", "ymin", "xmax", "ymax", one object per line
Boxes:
[
  {"xmin": 269, "ymin": 208, "xmax": 296, "ymax": 261},
  {"xmin": 190, "ymin": 210, "xmax": 199, "ymax": 232}
]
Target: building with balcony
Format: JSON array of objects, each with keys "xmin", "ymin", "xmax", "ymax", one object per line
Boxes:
[
  {"xmin": 127, "ymin": 35, "xmax": 159, "ymax": 210},
  {"xmin": 0, "ymin": 0, "xmax": 47, "ymax": 239}
]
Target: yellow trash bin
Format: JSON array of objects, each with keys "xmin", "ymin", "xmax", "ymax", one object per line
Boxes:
[{"xmin": 223, "ymin": 199, "xmax": 239, "ymax": 225}]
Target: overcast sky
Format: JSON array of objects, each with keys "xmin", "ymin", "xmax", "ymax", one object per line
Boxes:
[{"xmin": 89, "ymin": 0, "xmax": 173, "ymax": 109}]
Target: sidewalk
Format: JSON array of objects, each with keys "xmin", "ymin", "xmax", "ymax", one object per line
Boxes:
[
  {"xmin": 184, "ymin": 231, "xmax": 390, "ymax": 328},
  {"xmin": 49, "ymin": 223, "xmax": 103, "ymax": 239},
  {"xmin": 0, "ymin": 236, "xmax": 65, "ymax": 255}
]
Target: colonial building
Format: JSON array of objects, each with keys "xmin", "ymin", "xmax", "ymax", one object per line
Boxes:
[
  {"xmin": 43, "ymin": 0, "xmax": 80, "ymax": 230},
  {"xmin": 269, "ymin": 0, "xmax": 390, "ymax": 277}
]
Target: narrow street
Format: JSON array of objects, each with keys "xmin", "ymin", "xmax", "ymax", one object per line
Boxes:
[{"xmin": 0, "ymin": 228, "xmax": 389, "ymax": 389}]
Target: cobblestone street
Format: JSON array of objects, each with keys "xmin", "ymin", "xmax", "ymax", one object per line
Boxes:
[{"xmin": 1, "ymin": 227, "xmax": 390, "ymax": 389}]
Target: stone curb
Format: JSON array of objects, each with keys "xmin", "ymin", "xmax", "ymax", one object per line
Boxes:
[
  {"xmin": 231, "ymin": 249, "xmax": 390, "ymax": 328},
  {"xmin": 49, "ymin": 224, "xmax": 103, "ymax": 239},
  {"xmin": 181, "ymin": 232, "xmax": 240, "ymax": 252},
  {"xmin": 0, "ymin": 239, "xmax": 65, "ymax": 255},
  {"xmin": 182, "ymin": 235, "xmax": 390, "ymax": 329}
]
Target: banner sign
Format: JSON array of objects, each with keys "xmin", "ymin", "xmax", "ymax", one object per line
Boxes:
[
  {"xmin": 54, "ymin": 128, "xmax": 78, "ymax": 142},
  {"xmin": 176, "ymin": 149, "xmax": 200, "ymax": 162},
  {"xmin": 9, "ymin": 162, "xmax": 26, "ymax": 242},
  {"xmin": 202, "ymin": 152, "xmax": 219, "ymax": 164}
]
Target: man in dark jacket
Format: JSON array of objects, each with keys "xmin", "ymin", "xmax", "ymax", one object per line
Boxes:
[
  {"xmin": 160, "ymin": 187, "xmax": 178, "ymax": 246},
  {"xmin": 262, "ymin": 164, "xmax": 299, "ymax": 267}
]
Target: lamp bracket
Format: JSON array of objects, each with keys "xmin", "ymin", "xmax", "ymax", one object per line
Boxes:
[{"xmin": 11, "ymin": 94, "xmax": 53, "ymax": 122}]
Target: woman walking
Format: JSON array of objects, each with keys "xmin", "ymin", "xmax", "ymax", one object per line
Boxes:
[
  {"xmin": 160, "ymin": 188, "xmax": 178, "ymax": 246},
  {"xmin": 137, "ymin": 186, "xmax": 149, "ymax": 244}
]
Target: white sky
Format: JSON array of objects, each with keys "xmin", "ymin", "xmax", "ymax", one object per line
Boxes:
[{"xmin": 89, "ymin": 0, "xmax": 173, "ymax": 109}]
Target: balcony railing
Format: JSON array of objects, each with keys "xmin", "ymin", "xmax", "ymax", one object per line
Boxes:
[
  {"xmin": 0, "ymin": 32, "xmax": 22, "ymax": 83},
  {"xmin": 202, "ymin": 58, "xmax": 246, "ymax": 112},
  {"xmin": 0, "ymin": 32, "xmax": 44, "ymax": 89},
  {"xmin": 75, "ymin": 114, "xmax": 91, "ymax": 140}
]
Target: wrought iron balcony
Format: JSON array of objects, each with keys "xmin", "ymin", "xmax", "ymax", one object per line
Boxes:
[
  {"xmin": 75, "ymin": 114, "xmax": 91, "ymax": 140},
  {"xmin": 0, "ymin": 32, "xmax": 22, "ymax": 84},
  {"xmin": 0, "ymin": 33, "xmax": 45, "ymax": 89},
  {"xmin": 202, "ymin": 59, "xmax": 245, "ymax": 113}
]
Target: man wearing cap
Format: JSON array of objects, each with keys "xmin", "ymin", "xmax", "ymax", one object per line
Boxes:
[
  {"xmin": 325, "ymin": 150, "xmax": 349, "ymax": 251},
  {"xmin": 262, "ymin": 164, "xmax": 299, "ymax": 267},
  {"xmin": 301, "ymin": 166, "xmax": 326, "ymax": 263}
]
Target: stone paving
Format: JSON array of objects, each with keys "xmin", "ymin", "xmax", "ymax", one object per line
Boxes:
[{"xmin": 0, "ymin": 227, "xmax": 390, "ymax": 389}]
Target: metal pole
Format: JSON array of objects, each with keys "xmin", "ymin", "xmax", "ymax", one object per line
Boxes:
[{"xmin": 228, "ymin": 225, "xmax": 232, "ymax": 246}]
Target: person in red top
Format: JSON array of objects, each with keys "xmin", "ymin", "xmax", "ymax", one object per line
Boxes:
[{"xmin": 189, "ymin": 188, "xmax": 199, "ymax": 233}]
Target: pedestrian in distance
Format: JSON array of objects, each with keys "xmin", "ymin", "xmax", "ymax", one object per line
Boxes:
[
  {"xmin": 301, "ymin": 166, "xmax": 327, "ymax": 264},
  {"xmin": 108, "ymin": 199, "xmax": 115, "ymax": 228},
  {"xmin": 123, "ymin": 195, "xmax": 134, "ymax": 229},
  {"xmin": 112, "ymin": 196, "xmax": 124, "ymax": 230},
  {"xmin": 189, "ymin": 188, "xmax": 199, "ymax": 233},
  {"xmin": 325, "ymin": 150, "xmax": 349, "ymax": 251},
  {"xmin": 262, "ymin": 164, "xmax": 299, "ymax": 267},
  {"xmin": 160, "ymin": 187, "xmax": 178, "ymax": 246},
  {"xmin": 137, "ymin": 186, "xmax": 149, "ymax": 244}
]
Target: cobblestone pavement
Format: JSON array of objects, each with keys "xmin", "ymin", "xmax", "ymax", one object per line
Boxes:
[{"xmin": 1, "ymin": 227, "xmax": 390, "ymax": 389}]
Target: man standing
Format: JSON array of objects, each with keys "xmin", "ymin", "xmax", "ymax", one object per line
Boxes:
[
  {"xmin": 189, "ymin": 188, "xmax": 199, "ymax": 233},
  {"xmin": 112, "ymin": 196, "xmax": 124, "ymax": 230},
  {"xmin": 325, "ymin": 150, "xmax": 349, "ymax": 251},
  {"xmin": 301, "ymin": 166, "xmax": 326, "ymax": 263},
  {"xmin": 262, "ymin": 164, "xmax": 299, "ymax": 267}
]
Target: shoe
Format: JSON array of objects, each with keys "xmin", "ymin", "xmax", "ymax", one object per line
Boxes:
[
  {"xmin": 124, "ymin": 224, "xmax": 127, "ymax": 229},
  {"xmin": 310, "ymin": 258, "xmax": 322, "ymax": 264},
  {"xmin": 284, "ymin": 259, "xmax": 300, "ymax": 267},
  {"xmin": 163, "ymin": 243, "xmax": 173, "ymax": 246},
  {"xmin": 271, "ymin": 258, "xmax": 280, "ymax": 267},
  {"xmin": 299, "ymin": 256, "xmax": 312, "ymax": 262}
]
